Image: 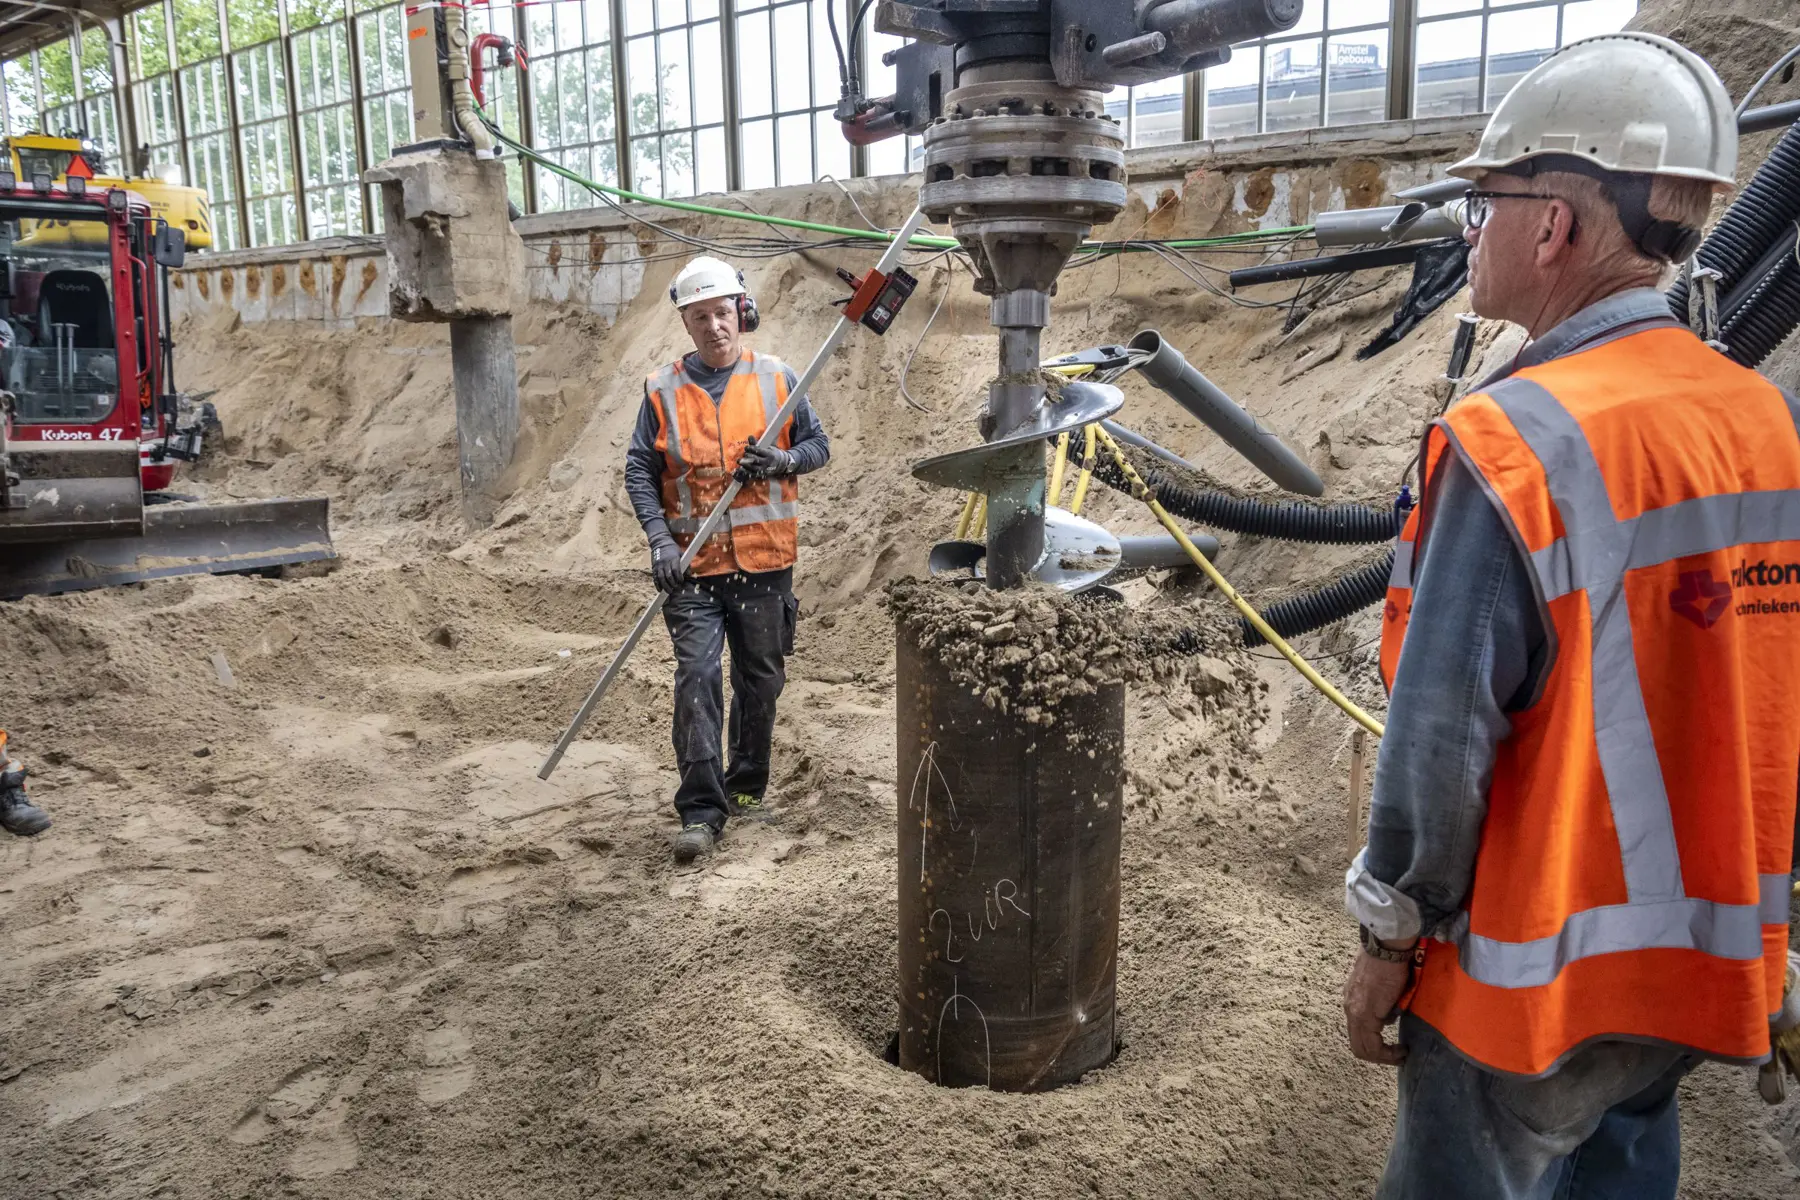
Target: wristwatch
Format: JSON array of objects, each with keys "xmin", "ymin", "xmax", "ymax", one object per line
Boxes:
[{"xmin": 1360, "ymin": 924, "xmax": 1423, "ymax": 964}]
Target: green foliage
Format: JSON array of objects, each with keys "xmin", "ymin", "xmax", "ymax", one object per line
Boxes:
[
  {"xmin": 132, "ymin": 6, "xmax": 173, "ymax": 78},
  {"xmin": 173, "ymin": 0, "xmax": 222, "ymax": 66},
  {"xmin": 36, "ymin": 42, "xmax": 74, "ymax": 110},
  {"xmin": 227, "ymin": 0, "xmax": 282, "ymax": 50},
  {"xmin": 287, "ymin": 0, "xmax": 349, "ymax": 33}
]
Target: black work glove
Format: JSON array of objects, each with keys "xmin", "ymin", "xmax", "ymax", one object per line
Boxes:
[
  {"xmin": 737, "ymin": 440, "xmax": 795, "ymax": 481},
  {"xmin": 648, "ymin": 531, "xmax": 687, "ymax": 594}
]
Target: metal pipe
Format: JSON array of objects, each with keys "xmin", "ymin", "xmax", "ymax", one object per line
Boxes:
[
  {"xmin": 1226, "ymin": 240, "xmax": 1451, "ymax": 289},
  {"xmin": 1739, "ymin": 98, "xmax": 1800, "ymax": 136},
  {"xmin": 1393, "ymin": 176, "xmax": 1471, "ymax": 206},
  {"xmin": 1098, "ymin": 419, "xmax": 1199, "ymax": 474},
  {"xmin": 985, "ymin": 291, "xmax": 1049, "ymax": 590},
  {"xmin": 1126, "ymin": 329, "xmax": 1323, "ymax": 496},
  {"xmin": 1311, "ymin": 203, "xmax": 1464, "ymax": 248},
  {"xmin": 1118, "ymin": 531, "xmax": 1220, "ymax": 569},
  {"xmin": 896, "ymin": 621, "xmax": 1124, "ymax": 1091},
  {"xmin": 1142, "ymin": 0, "xmax": 1302, "ymax": 60}
]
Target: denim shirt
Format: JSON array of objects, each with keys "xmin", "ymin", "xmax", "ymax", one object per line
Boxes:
[{"xmin": 1345, "ymin": 288, "xmax": 1682, "ymax": 940}]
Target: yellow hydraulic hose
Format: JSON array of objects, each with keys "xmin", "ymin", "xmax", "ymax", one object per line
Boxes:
[
  {"xmin": 1069, "ymin": 424, "xmax": 1098, "ymax": 515},
  {"xmin": 954, "ymin": 492, "xmax": 978, "ymax": 539},
  {"xmin": 1094, "ymin": 428, "xmax": 1386, "ymax": 739},
  {"xmin": 1048, "ymin": 432, "xmax": 1071, "ymax": 508},
  {"xmin": 970, "ymin": 494, "xmax": 989, "ymax": 540}
]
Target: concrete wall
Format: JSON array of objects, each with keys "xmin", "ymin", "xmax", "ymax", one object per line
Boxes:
[{"xmin": 169, "ymin": 114, "xmax": 1483, "ymax": 330}]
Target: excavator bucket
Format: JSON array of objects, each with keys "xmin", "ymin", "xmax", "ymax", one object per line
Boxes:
[{"xmin": 0, "ymin": 496, "xmax": 334, "ymax": 598}]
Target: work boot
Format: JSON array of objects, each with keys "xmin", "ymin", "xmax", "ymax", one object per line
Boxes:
[
  {"xmin": 672, "ymin": 823, "xmax": 716, "ymax": 864},
  {"xmin": 0, "ymin": 764, "xmax": 50, "ymax": 837},
  {"xmin": 729, "ymin": 792, "xmax": 769, "ymax": 821}
]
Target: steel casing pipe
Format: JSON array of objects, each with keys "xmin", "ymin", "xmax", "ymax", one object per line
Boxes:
[{"xmin": 896, "ymin": 619, "xmax": 1125, "ymax": 1091}]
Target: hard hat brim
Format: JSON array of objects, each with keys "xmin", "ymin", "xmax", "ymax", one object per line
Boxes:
[{"xmin": 1448, "ymin": 149, "xmax": 1736, "ymax": 191}]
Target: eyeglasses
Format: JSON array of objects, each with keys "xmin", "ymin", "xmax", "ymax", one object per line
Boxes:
[{"xmin": 1462, "ymin": 190, "xmax": 1564, "ymax": 230}]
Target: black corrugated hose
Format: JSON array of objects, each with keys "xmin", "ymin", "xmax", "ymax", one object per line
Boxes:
[
  {"xmin": 1668, "ymin": 120, "xmax": 1800, "ymax": 366},
  {"xmin": 1715, "ymin": 235, "xmax": 1800, "ymax": 368},
  {"xmin": 1239, "ymin": 550, "xmax": 1395, "ymax": 647},
  {"xmin": 1094, "ymin": 458, "xmax": 1401, "ymax": 544}
]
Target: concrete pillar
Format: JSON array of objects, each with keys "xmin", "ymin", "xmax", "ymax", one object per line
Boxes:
[
  {"xmin": 449, "ymin": 316, "xmax": 520, "ymax": 526},
  {"xmin": 364, "ymin": 148, "xmax": 524, "ymax": 529}
]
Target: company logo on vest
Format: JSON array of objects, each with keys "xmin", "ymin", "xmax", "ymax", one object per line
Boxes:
[{"xmin": 1669, "ymin": 569, "xmax": 1733, "ymax": 629}]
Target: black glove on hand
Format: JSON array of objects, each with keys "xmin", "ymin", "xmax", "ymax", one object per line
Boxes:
[
  {"xmin": 649, "ymin": 532, "xmax": 687, "ymax": 593},
  {"xmin": 737, "ymin": 440, "xmax": 795, "ymax": 480}
]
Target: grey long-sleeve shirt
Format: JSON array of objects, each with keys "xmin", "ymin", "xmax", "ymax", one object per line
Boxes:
[
  {"xmin": 622, "ymin": 351, "xmax": 831, "ymax": 540},
  {"xmin": 1345, "ymin": 288, "xmax": 1682, "ymax": 941}
]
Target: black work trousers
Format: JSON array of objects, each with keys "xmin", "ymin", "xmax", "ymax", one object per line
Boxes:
[{"xmin": 662, "ymin": 567, "xmax": 796, "ymax": 832}]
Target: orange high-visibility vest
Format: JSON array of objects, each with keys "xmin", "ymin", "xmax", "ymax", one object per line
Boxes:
[
  {"xmin": 646, "ymin": 351, "xmax": 799, "ymax": 577},
  {"xmin": 1380, "ymin": 324, "xmax": 1800, "ymax": 1076}
]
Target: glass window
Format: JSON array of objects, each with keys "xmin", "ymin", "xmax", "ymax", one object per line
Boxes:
[
  {"xmin": 357, "ymin": 3, "xmax": 411, "ymax": 229},
  {"xmin": 181, "ymin": 58, "xmax": 241, "ymax": 249},
  {"xmin": 735, "ymin": 0, "xmax": 841, "ymax": 188},
  {"xmin": 1200, "ymin": 0, "xmax": 1390, "ymax": 137},
  {"xmin": 527, "ymin": 0, "xmax": 617, "ymax": 211},
  {"xmin": 628, "ymin": 0, "xmax": 726, "ymax": 198},
  {"xmin": 295, "ymin": 20, "xmax": 362, "ymax": 237},
  {"xmin": 0, "ymin": 218, "xmax": 120, "ymax": 426},
  {"xmin": 130, "ymin": 4, "xmax": 174, "ymax": 79},
  {"xmin": 3, "ymin": 59, "xmax": 38, "ymax": 136},
  {"xmin": 1414, "ymin": 2, "xmax": 1638, "ymax": 120},
  {"xmin": 37, "ymin": 42, "xmax": 76, "ymax": 112},
  {"xmin": 174, "ymin": 0, "xmax": 224, "ymax": 67}
]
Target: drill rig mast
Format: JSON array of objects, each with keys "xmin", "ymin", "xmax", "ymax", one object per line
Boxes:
[{"xmin": 843, "ymin": 0, "xmax": 1300, "ymax": 587}]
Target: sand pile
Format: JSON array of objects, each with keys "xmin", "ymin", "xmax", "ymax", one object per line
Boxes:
[{"xmin": 6, "ymin": 60, "xmax": 1800, "ymax": 1197}]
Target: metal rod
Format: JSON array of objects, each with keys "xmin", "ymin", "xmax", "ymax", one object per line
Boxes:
[
  {"xmin": 539, "ymin": 207, "xmax": 929, "ymax": 779},
  {"xmin": 1226, "ymin": 240, "xmax": 1448, "ymax": 289},
  {"xmin": 1348, "ymin": 728, "xmax": 1367, "ymax": 862}
]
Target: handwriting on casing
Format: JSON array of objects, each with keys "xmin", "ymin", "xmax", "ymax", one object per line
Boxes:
[{"xmin": 928, "ymin": 879, "xmax": 1031, "ymax": 963}]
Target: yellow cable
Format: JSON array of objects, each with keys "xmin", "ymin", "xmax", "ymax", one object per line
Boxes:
[
  {"xmin": 1070, "ymin": 424, "xmax": 1098, "ymax": 515},
  {"xmin": 1094, "ymin": 428, "xmax": 1386, "ymax": 739},
  {"xmin": 1043, "ymin": 363, "xmax": 1095, "ymax": 378},
  {"xmin": 1048, "ymin": 432, "xmax": 1071, "ymax": 508},
  {"xmin": 971, "ymin": 494, "xmax": 988, "ymax": 540},
  {"xmin": 954, "ymin": 492, "xmax": 978, "ymax": 539}
]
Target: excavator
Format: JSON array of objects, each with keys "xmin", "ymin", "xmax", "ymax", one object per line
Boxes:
[
  {"xmin": 0, "ymin": 166, "xmax": 332, "ymax": 597},
  {"xmin": 5, "ymin": 132, "xmax": 213, "ymax": 251}
]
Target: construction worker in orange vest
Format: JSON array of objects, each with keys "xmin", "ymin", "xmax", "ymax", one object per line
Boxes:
[
  {"xmin": 1341, "ymin": 33, "xmax": 1800, "ymax": 1197},
  {"xmin": 623, "ymin": 256, "xmax": 830, "ymax": 864}
]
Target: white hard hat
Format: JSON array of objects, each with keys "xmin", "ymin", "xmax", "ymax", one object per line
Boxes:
[
  {"xmin": 1450, "ymin": 32, "xmax": 1736, "ymax": 190},
  {"xmin": 669, "ymin": 255, "xmax": 746, "ymax": 308}
]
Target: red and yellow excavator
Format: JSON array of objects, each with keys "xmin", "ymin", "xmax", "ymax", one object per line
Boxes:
[{"xmin": 0, "ymin": 167, "xmax": 331, "ymax": 597}]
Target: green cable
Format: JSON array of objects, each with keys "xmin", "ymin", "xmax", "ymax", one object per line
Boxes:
[{"xmin": 485, "ymin": 118, "xmax": 1314, "ymax": 253}]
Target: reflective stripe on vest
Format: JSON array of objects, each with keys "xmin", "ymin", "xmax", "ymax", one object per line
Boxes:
[
  {"xmin": 647, "ymin": 351, "xmax": 799, "ymax": 575},
  {"xmin": 1377, "ymin": 325, "xmax": 1800, "ymax": 1074}
]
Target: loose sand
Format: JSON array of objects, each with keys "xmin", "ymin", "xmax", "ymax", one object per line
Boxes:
[{"xmin": 6, "ymin": 76, "xmax": 1800, "ymax": 1196}]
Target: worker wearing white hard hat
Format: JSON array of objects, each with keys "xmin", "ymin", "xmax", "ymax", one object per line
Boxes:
[
  {"xmin": 622, "ymin": 254, "xmax": 832, "ymax": 864},
  {"xmin": 1342, "ymin": 32, "xmax": 1800, "ymax": 1198}
]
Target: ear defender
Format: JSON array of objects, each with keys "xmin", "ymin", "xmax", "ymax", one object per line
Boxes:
[{"xmin": 738, "ymin": 292, "xmax": 760, "ymax": 333}]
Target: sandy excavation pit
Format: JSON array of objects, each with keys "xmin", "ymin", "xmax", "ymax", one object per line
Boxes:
[{"xmin": 9, "ymin": 32, "xmax": 1800, "ymax": 1194}]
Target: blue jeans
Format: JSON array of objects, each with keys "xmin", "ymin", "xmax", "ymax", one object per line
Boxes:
[{"xmin": 1379, "ymin": 1014, "xmax": 1695, "ymax": 1200}]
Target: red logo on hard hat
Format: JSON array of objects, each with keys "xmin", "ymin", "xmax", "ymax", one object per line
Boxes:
[{"xmin": 1669, "ymin": 569, "xmax": 1732, "ymax": 629}]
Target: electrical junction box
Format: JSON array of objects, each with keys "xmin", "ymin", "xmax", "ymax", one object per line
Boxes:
[{"xmin": 405, "ymin": 5, "xmax": 457, "ymax": 146}]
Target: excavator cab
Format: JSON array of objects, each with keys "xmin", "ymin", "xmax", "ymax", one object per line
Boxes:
[{"xmin": 0, "ymin": 178, "xmax": 331, "ymax": 596}]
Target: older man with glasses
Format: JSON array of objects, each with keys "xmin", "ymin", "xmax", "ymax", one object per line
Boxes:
[{"xmin": 1342, "ymin": 31, "xmax": 1800, "ymax": 1200}]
